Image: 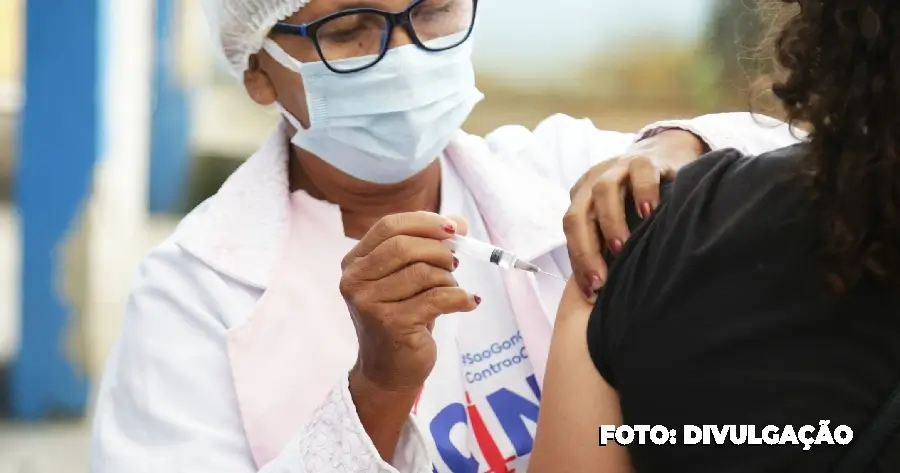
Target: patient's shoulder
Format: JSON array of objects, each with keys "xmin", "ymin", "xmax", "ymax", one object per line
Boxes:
[
  {"xmin": 670, "ymin": 143, "xmax": 806, "ymax": 208},
  {"xmin": 658, "ymin": 143, "xmax": 810, "ymax": 241},
  {"xmin": 587, "ymin": 143, "xmax": 812, "ymax": 385}
]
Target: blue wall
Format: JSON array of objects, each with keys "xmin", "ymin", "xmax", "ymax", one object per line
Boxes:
[
  {"xmin": 8, "ymin": 0, "xmax": 190, "ymax": 419},
  {"xmin": 149, "ymin": 0, "xmax": 191, "ymax": 214},
  {"xmin": 10, "ymin": 0, "xmax": 105, "ymax": 418}
]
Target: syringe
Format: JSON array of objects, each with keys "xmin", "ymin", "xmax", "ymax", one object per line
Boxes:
[{"xmin": 445, "ymin": 235, "xmax": 567, "ymax": 281}]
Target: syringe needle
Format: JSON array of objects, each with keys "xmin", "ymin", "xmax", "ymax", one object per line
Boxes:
[
  {"xmin": 539, "ymin": 270, "xmax": 568, "ymax": 281},
  {"xmin": 449, "ymin": 235, "xmax": 569, "ymax": 281},
  {"xmin": 514, "ymin": 260, "xmax": 568, "ymax": 281}
]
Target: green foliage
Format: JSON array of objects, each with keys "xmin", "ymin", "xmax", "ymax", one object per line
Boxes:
[
  {"xmin": 183, "ymin": 154, "xmax": 243, "ymax": 214},
  {"xmin": 690, "ymin": 54, "xmax": 725, "ymax": 112},
  {"xmin": 704, "ymin": 0, "xmax": 769, "ymax": 106},
  {"xmin": 477, "ymin": 37, "xmax": 716, "ymax": 111},
  {"xmin": 586, "ymin": 38, "xmax": 703, "ymax": 108}
]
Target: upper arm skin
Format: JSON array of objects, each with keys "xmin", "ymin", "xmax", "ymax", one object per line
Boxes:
[{"xmin": 529, "ymin": 280, "xmax": 633, "ymax": 473}]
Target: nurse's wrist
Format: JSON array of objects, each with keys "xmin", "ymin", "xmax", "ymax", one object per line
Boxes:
[
  {"xmin": 643, "ymin": 128, "xmax": 710, "ymax": 157},
  {"xmin": 348, "ymin": 366, "xmax": 420, "ymax": 463},
  {"xmin": 348, "ymin": 364, "xmax": 422, "ymax": 400}
]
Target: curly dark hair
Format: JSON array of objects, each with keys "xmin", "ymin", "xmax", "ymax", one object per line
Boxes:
[{"xmin": 764, "ymin": 0, "xmax": 900, "ymax": 295}]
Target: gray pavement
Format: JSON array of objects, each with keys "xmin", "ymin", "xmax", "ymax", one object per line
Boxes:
[{"xmin": 0, "ymin": 421, "xmax": 91, "ymax": 473}]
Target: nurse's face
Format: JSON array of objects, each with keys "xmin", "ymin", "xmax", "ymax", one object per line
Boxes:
[{"xmin": 242, "ymin": 0, "xmax": 419, "ymax": 130}]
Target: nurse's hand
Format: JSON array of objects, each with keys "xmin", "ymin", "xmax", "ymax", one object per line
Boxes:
[
  {"xmin": 340, "ymin": 211, "xmax": 479, "ymax": 394},
  {"xmin": 563, "ymin": 129, "xmax": 707, "ymax": 302}
]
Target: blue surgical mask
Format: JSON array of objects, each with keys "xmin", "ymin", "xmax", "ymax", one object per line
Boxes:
[{"xmin": 263, "ymin": 32, "xmax": 484, "ymax": 184}]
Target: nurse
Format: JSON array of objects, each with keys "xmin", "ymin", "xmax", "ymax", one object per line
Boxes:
[{"xmin": 90, "ymin": 0, "xmax": 801, "ymax": 472}]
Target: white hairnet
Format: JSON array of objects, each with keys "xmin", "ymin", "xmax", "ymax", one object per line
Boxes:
[{"xmin": 202, "ymin": 0, "xmax": 312, "ymax": 77}]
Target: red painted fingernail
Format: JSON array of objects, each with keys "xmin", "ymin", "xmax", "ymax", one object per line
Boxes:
[
  {"xmin": 590, "ymin": 275, "xmax": 603, "ymax": 292},
  {"xmin": 474, "ymin": 295, "xmax": 482, "ymax": 305},
  {"xmin": 640, "ymin": 202, "xmax": 653, "ymax": 219},
  {"xmin": 453, "ymin": 256, "xmax": 459, "ymax": 269},
  {"xmin": 610, "ymin": 239, "xmax": 624, "ymax": 254},
  {"xmin": 443, "ymin": 223, "xmax": 456, "ymax": 234}
]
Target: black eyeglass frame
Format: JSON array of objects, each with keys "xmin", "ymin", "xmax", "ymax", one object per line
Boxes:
[{"xmin": 270, "ymin": 0, "xmax": 479, "ymax": 74}]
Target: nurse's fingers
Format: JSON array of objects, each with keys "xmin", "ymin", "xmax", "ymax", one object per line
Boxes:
[
  {"xmin": 628, "ymin": 156, "xmax": 661, "ymax": 219},
  {"xmin": 342, "ymin": 211, "xmax": 457, "ymax": 270},
  {"xmin": 352, "ymin": 236, "xmax": 455, "ymax": 282},
  {"xmin": 591, "ymin": 165, "xmax": 631, "ymax": 254},
  {"xmin": 563, "ymin": 188, "xmax": 607, "ymax": 302},
  {"xmin": 444, "ymin": 214, "xmax": 469, "ymax": 237},
  {"xmin": 369, "ymin": 261, "xmax": 459, "ymax": 303},
  {"xmin": 394, "ymin": 286, "xmax": 479, "ymax": 325}
]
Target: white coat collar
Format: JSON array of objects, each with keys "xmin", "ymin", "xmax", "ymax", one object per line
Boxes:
[{"xmin": 176, "ymin": 122, "xmax": 570, "ymax": 289}]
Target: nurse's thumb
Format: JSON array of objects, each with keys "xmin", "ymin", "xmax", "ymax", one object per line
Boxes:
[{"xmin": 444, "ymin": 214, "xmax": 469, "ymax": 236}]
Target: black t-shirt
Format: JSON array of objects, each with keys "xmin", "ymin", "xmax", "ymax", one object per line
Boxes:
[{"xmin": 587, "ymin": 144, "xmax": 900, "ymax": 473}]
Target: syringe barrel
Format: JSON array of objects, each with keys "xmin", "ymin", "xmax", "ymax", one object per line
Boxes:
[{"xmin": 445, "ymin": 235, "xmax": 515, "ymax": 268}]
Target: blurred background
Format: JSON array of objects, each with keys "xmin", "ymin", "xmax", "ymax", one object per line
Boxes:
[{"xmin": 0, "ymin": 0, "xmax": 772, "ymax": 470}]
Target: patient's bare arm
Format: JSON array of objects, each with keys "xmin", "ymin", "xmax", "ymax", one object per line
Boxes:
[{"xmin": 528, "ymin": 280, "xmax": 633, "ymax": 473}]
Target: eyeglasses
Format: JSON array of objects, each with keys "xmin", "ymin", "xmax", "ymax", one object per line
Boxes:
[{"xmin": 270, "ymin": 0, "xmax": 478, "ymax": 74}]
